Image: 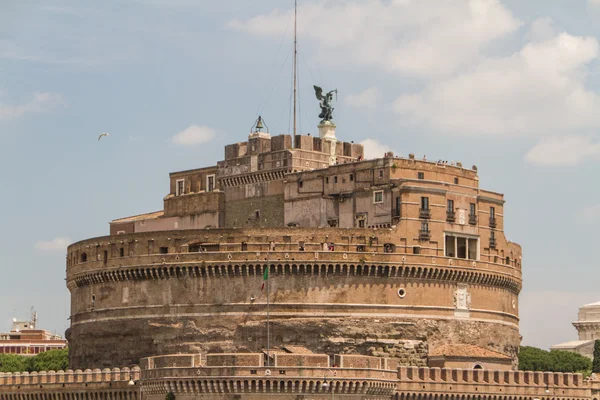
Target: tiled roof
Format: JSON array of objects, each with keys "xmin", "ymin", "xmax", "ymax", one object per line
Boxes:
[
  {"xmin": 282, "ymin": 345, "xmax": 314, "ymax": 354},
  {"xmin": 111, "ymin": 211, "xmax": 164, "ymax": 223},
  {"xmin": 429, "ymin": 344, "xmax": 511, "ymax": 360}
]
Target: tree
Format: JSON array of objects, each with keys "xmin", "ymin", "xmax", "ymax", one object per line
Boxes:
[
  {"xmin": 27, "ymin": 348, "xmax": 69, "ymax": 372},
  {"xmin": 519, "ymin": 346, "xmax": 591, "ymax": 373},
  {"xmin": 593, "ymin": 340, "xmax": 600, "ymax": 373},
  {"xmin": 0, "ymin": 354, "xmax": 28, "ymax": 373}
]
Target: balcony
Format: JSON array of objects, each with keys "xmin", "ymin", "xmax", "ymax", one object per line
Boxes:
[
  {"xmin": 419, "ymin": 230, "xmax": 431, "ymax": 241},
  {"xmin": 446, "ymin": 210, "xmax": 455, "ymax": 223},
  {"xmin": 469, "ymin": 214, "xmax": 477, "ymax": 225},
  {"xmin": 419, "ymin": 208, "xmax": 431, "ymax": 219},
  {"xmin": 489, "ymin": 238, "xmax": 497, "ymax": 249},
  {"xmin": 489, "ymin": 217, "xmax": 497, "ymax": 228}
]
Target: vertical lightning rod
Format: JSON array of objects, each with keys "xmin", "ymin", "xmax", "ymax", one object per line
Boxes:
[{"xmin": 293, "ymin": 0, "xmax": 298, "ymax": 136}]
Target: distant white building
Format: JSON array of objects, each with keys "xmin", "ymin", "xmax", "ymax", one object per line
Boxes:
[{"xmin": 551, "ymin": 301, "xmax": 600, "ymax": 359}]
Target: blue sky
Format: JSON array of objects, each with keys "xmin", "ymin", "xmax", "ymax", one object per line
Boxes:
[{"xmin": 0, "ymin": 0, "xmax": 599, "ymax": 350}]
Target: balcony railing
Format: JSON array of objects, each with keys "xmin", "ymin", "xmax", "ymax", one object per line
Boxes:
[
  {"xmin": 446, "ymin": 210, "xmax": 455, "ymax": 223},
  {"xmin": 419, "ymin": 230, "xmax": 431, "ymax": 241},
  {"xmin": 469, "ymin": 214, "xmax": 477, "ymax": 225},
  {"xmin": 419, "ymin": 208, "xmax": 431, "ymax": 219},
  {"xmin": 489, "ymin": 238, "xmax": 497, "ymax": 249},
  {"xmin": 489, "ymin": 217, "xmax": 497, "ymax": 228}
]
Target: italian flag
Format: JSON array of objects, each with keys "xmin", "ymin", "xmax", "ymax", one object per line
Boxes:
[{"xmin": 261, "ymin": 267, "xmax": 269, "ymax": 291}]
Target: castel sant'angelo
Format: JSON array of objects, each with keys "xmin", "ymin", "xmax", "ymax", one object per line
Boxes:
[
  {"xmin": 1, "ymin": 53, "xmax": 599, "ymax": 400},
  {"xmin": 1, "ymin": 103, "xmax": 599, "ymax": 400}
]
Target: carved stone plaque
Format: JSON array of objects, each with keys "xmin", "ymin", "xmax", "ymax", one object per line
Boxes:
[{"xmin": 458, "ymin": 209, "xmax": 466, "ymax": 225}]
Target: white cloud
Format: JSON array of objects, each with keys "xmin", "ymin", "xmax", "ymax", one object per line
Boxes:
[
  {"xmin": 360, "ymin": 138, "xmax": 395, "ymax": 160},
  {"xmin": 0, "ymin": 92, "xmax": 64, "ymax": 120},
  {"xmin": 228, "ymin": 0, "xmax": 521, "ymax": 77},
  {"xmin": 171, "ymin": 125, "xmax": 215, "ymax": 146},
  {"xmin": 35, "ymin": 237, "xmax": 71, "ymax": 252},
  {"xmin": 525, "ymin": 135, "xmax": 600, "ymax": 166},
  {"xmin": 345, "ymin": 87, "xmax": 381, "ymax": 110},
  {"xmin": 394, "ymin": 33, "xmax": 600, "ymax": 136}
]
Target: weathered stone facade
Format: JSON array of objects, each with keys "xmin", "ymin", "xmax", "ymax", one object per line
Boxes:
[{"xmin": 67, "ymin": 124, "xmax": 524, "ymax": 374}]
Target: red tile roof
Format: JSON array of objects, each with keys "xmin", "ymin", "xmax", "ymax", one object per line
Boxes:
[{"xmin": 429, "ymin": 344, "xmax": 511, "ymax": 360}]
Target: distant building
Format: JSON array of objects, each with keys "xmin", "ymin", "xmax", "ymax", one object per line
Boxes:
[
  {"xmin": 551, "ymin": 301, "xmax": 600, "ymax": 359},
  {"xmin": 0, "ymin": 311, "xmax": 67, "ymax": 356}
]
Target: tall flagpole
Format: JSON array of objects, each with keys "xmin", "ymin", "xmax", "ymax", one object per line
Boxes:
[
  {"xmin": 293, "ymin": 0, "xmax": 298, "ymax": 136},
  {"xmin": 266, "ymin": 263, "xmax": 270, "ymax": 367}
]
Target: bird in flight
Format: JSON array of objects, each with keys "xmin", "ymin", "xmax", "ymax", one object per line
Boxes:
[{"xmin": 98, "ymin": 132, "xmax": 110, "ymax": 141}]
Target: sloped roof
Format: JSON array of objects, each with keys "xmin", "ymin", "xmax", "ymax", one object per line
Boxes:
[
  {"xmin": 111, "ymin": 210, "xmax": 164, "ymax": 223},
  {"xmin": 550, "ymin": 340, "xmax": 594, "ymax": 350},
  {"xmin": 582, "ymin": 301, "xmax": 600, "ymax": 308},
  {"xmin": 429, "ymin": 344, "xmax": 511, "ymax": 360},
  {"xmin": 282, "ymin": 345, "xmax": 314, "ymax": 354}
]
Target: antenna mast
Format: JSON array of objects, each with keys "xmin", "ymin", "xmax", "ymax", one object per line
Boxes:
[{"xmin": 293, "ymin": 0, "xmax": 298, "ymax": 136}]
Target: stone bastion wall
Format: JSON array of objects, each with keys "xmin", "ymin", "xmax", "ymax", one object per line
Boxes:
[
  {"xmin": 0, "ymin": 352, "xmax": 597, "ymax": 400},
  {"xmin": 66, "ymin": 226, "xmax": 522, "ymax": 370}
]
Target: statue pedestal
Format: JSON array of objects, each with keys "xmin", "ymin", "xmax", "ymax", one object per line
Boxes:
[
  {"xmin": 318, "ymin": 121, "xmax": 337, "ymax": 166},
  {"xmin": 318, "ymin": 120, "xmax": 337, "ymax": 140}
]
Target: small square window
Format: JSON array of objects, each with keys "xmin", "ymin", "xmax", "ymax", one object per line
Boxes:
[
  {"xmin": 373, "ymin": 190, "xmax": 383, "ymax": 203},
  {"xmin": 418, "ymin": 172, "xmax": 424, "ymax": 180},
  {"xmin": 159, "ymin": 247, "xmax": 168, "ymax": 254},
  {"xmin": 413, "ymin": 246, "xmax": 420, "ymax": 254},
  {"xmin": 454, "ymin": 177, "xmax": 459, "ymax": 184}
]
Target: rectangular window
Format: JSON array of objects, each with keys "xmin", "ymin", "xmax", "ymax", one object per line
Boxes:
[
  {"xmin": 413, "ymin": 246, "xmax": 420, "ymax": 254},
  {"xmin": 334, "ymin": 176, "xmax": 338, "ymax": 183},
  {"xmin": 379, "ymin": 170, "xmax": 384, "ymax": 178},
  {"xmin": 373, "ymin": 190, "xmax": 383, "ymax": 203},
  {"xmin": 470, "ymin": 203, "xmax": 476, "ymax": 215},
  {"xmin": 159, "ymin": 247, "xmax": 169, "ymax": 254},
  {"xmin": 447, "ymin": 199, "xmax": 454, "ymax": 213},
  {"xmin": 395, "ymin": 197, "xmax": 401, "ymax": 217},
  {"xmin": 420, "ymin": 197, "xmax": 429, "ymax": 210},
  {"xmin": 119, "ymin": 247, "xmax": 124, "ymax": 257},
  {"xmin": 421, "ymin": 221, "xmax": 429, "ymax": 231},
  {"xmin": 206, "ymin": 175, "xmax": 215, "ymax": 192},
  {"xmin": 326, "ymin": 177, "xmax": 329, "ymax": 184},
  {"xmin": 176, "ymin": 179, "xmax": 185, "ymax": 196},
  {"xmin": 358, "ymin": 219, "xmax": 365, "ymax": 228},
  {"xmin": 454, "ymin": 177, "xmax": 459, "ymax": 184},
  {"xmin": 418, "ymin": 172, "xmax": 424, "ymax": 180},
  {"xmin": 445, "ymin": 234, "xmax": 479, "ymax": 260},
  {"xmin": 350, "ymin": 174, "xmax": 354, "ymax": 181},
  {"xmin": 490, "ymin": 206, "xmax": 495, "ymax": 219}
]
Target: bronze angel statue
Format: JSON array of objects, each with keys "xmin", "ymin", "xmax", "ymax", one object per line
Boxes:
[{"xmin": 313, "ymin": 85, "xmax": 337, "ymax": 122}]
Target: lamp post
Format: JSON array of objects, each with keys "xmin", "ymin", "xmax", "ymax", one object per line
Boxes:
[{"xmin": 321, "ymin": 368, "xmax": 336, "ymax": 400}]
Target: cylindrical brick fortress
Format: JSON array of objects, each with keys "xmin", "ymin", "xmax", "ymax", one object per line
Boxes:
[{"xmin": 66, "ymin": 227, "xmax": 521, "ymax": 369}]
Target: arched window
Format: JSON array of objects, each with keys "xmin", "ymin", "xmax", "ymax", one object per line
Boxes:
[{"xmin": 473, "ymin": 363, "xmax": 483, "ymax": 370}]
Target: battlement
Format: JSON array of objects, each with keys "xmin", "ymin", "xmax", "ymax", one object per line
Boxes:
[
  {"xmin": 398, "ymin": 366, "xmax": 593, "ymax": 399},
  {"xmin": 0, "ymin": 366, "xmax": 140, "ymax": 386}
]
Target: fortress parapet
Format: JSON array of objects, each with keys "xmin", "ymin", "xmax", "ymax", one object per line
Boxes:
[
  {"xmin": 0, "ymin": 366, "xmax": 140, "ymax": 398},
  {"xmin": 397, "ymin": 366, "xmax": 592, "ymax": 399}
]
